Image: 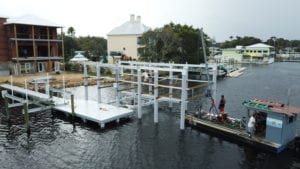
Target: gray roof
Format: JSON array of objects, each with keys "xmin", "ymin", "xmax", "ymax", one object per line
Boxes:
[
  {"xmin": 107, "ymin": 15, "xmax": 150, "ymax": 36},
  {"xmin": 4, "ymin": 15, "xmax": 62, "ymax": 27}
]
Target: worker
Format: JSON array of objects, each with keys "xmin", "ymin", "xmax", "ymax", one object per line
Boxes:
[
  {"xmin": 142, "ymin": 71, "xmax": 149, "ymax": 82},
  {"xmin": 218, "ymin": 95, "xmax": 226, "ymax": 113},
  {"xmin": 247, "ymin": 114, "xmax": 256, "ymax": 138},
  {"xmin": 209, "ymin": 98, "xmax": 215, "ymax": 113}
]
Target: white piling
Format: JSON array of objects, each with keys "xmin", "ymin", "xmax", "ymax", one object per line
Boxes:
[
  {"xmin": 154, "ymin": 69, "xmax": 159, "ymax": 123},
  {"xmin": 46, "ymin": 73, "xmax": 50, "ymax": 96},
  {"xmin": 62, "ymin": 74, "xmax": 66, "ymax": 103},
  {"xmin": 10, "ymin": 75, "xmax": 14, "ymax": 103},
  {"xmin": 169, "ymin": 63, "xmax": 173, "ymax": 108},
  {"xmin": 180, "ymin": 68, "xmax": 188, "ymax": 130},
  {"xmin": 84, "ymin": 62, "xmax": 88, "ymax": 100},
  {"xmin": 115, "ymin": 65, "xmax": 120, "ymax": 107},
  {"xmin": 212, "ymin": 67, "xmax": 217, "ymax": 102},
  {"xmin": 137, "ymin": 68, "xmax": 142, "ymax": 119},
  {"xmin": 130, "ymin": 63, "xmax": 135, "ymax": 105},
  {"xmin": 96, "ymin": 64, "xmax": 101, "ymax": 103}
]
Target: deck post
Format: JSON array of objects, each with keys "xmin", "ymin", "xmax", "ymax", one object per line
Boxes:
[
  {"xmin": 96, "ymin": 64, "xmax": 101, "ymax": 103},
  {"xmin": 23, "ymin": 103, "xmax": 30, "ymax": 136},
  {"xmin": 137, "ymin": 68, "xmax": 142, "ymax": 119},
  {"xmin": 71, "ymin": 94, "xmax": 75, "ymax": 120},
  {"xmin": 84, "ymin": 62, "xmax": 88, "ymax": 100},
  {"xmin": 169, "ymin": 63, "xmax": 173, "ymax": 108},
  {"xmin": 180, "ymin": 68, "xmax": 188, "ymax": 130},
  {"xmin": 154, "ymin": 69, "xmax": 159, "ymax": 123}
]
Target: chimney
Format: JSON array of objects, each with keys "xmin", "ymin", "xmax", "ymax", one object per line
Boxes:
[
  {"xmin": 130, "ymin": 14, "xmax": 135, "ymax": 22},
  {"xmin": 136, "ymin": 16, "xmax": 141, "ymax": 23}
]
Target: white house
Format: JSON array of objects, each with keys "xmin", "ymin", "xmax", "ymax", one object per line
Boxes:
[
  {"xmin": 107, "ymin": 14, "xmax": 150, "ymax": 63},
  {"xmin": 222, "ymin": 43, "xmax": 275, "ymax": 64}
]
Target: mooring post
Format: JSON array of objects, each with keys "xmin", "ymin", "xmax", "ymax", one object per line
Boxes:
[
  {"xmin": 84, "ymin": 62, "xmax": 88, "ymax": 100},
  {"xmin": 180, "ymin": 68, "xmax": 188, "ymax": 130},
  {"xmin": 4, "ymin": 96, "xmax": 9, "ymax": 121},
  {"xmin": 23, "ymin": 103, "xmax": 30, "ymax": 136},
  {"xmin": 96, "ymin": 64, "xmax": 101, "ymax": 104},
  {"xmin": 137, "ymin": 68, "xmax": 142, "ymax": 119},
  {"xmin": 154, "ymin": 69, "xmax": 159, "ymax": 123},
  {"xmin": 169, "ymin": 63, "xmax": 173, "ymax": 108},
  {"xmin": 71, "ymin": 94, "xmax": 75, "ymax": 121}
]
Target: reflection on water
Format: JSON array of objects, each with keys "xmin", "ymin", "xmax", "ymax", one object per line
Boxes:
[{"xmin": 0, "ymin": 63, "xmax": 300, "ymax": 169}]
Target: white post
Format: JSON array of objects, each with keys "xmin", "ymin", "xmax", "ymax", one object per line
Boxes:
[
  {"xmin": 154, "ymin": 69, "xmax": 158, "ymax": 123},
  {"xmin": 46, "ymin": 73, "xmax": 50, "ymax": 96},
  {"xmin": 185, "ymin": 65, "xmax": 189, "ymax": 109},
  {"xmin": 96, "ymin": 64, "xmax": 101, "ymax": 103},
  {"xmin": 130, "ymin": 63, "xmax": 135, "ymax": 104},
  {"xmin": 34, "ymin": 83, "xmax": 38, "ymax": 92},
  {"xmin": 62, "ymin": 74, "xmax": 66, "ymax": 103},
  {"xmin": 180, "ymin": 68, "xmax": 187, "ymax": 130},
  {"xmin": 212, "ymin": 66, "xmax": 217, "ymax": 102},
  {"xmin": 169, "ymin": 63, "xmax": 173, "ymax": 108},
  {"xmin": 137, "ymin": 68, "xmax": 142, "ymax": 119},
  {"xmin": 84, "ymin": 63, "xmax": 88, "ymax": 100},
  {"xmin": 115, "ymin": 65, "xmax": 120, "ymax": 107},
  {"xmin": 148, "ymin": 64, "xmax": 152, "ymax": 95}
]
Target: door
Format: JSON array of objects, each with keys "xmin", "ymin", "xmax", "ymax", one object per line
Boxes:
[{"xmin": 38, "ymin": 62, "xmax": 46, "ymax": 72}]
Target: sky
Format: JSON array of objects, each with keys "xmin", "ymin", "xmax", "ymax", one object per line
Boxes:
[{"xmin": 1, "ymin": 0, "xmax": 300, "ymax": 42}]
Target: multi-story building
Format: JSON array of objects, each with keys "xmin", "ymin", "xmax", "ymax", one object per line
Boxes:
[
  {"xmin": 107, "ymin": 14, "xmax": 150, "ymax": 62},
  {"xmin": 0, "ymin": 15, "xmax": 64, "ymax": 75},
  {"xmin": 222, "ymin": 43, "xmax": 275, "ymax": 64}
]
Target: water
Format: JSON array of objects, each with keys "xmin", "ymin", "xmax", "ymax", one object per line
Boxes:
[{"xmin": 0, "ymin": 63, "xmax": 300, "ymax": 169}]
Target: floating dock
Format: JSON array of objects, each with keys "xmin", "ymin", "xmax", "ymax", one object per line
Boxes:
[
  {"xmin": 53, "ymin": 99, "xmax": 133, "ymax": 128},
  {"xmin": 185, "ymin": 114, "xmax": 284, "ymax": 153},
  {"xmin": 0, "ymin": 84, "xmax": 133, "ymax": 128}
]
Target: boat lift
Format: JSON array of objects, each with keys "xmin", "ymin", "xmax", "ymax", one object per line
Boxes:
[{"xmin": 89, "ymin": 61, "xmax": 217, "ymax": 130}]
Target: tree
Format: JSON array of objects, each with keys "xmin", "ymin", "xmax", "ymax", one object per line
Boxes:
[
  {"xmin": 221, "ymin": 36, "xmax": 262, "ymax": 48},
  {"xmin": 138, "ymin": 23, "xmax": 209, "ymax": 64},
  {"xmin": 76, "ymin": 36, "xmax": 107, "ymax": 61}
]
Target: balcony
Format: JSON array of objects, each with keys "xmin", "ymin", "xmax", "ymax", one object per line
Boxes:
[{"xmin": 12, "ymin": 56, "xmax": 63, "ymax": 62}]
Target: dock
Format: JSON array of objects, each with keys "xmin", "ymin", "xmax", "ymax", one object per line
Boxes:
[
  {"xmin": 185, "ymin": 114, "xmax": 284, "ymax": 153},
  {"xmin": 227, "ymin": 67, "xmax": 246, "ymax": 77},
  {"xmin": 0, "ymin": 84, "xmax": 133, "ymax": 128}
]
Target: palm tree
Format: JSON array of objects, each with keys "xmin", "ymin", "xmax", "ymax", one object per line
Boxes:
[{"xmin": 67, "ymin": 27, "xmax": 75, "ymax": 38}]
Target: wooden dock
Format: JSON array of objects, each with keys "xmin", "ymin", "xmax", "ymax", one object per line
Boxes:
[
  {"xmin": 185, "ymin": 114, "xmax": 285, "ymax": 153},
  {"xmin": 0, "ymin": 84, "xmax": 133, "ymax": 128}
]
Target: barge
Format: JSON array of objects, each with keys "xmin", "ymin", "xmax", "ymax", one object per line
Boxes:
[{"xmin": 185, "ymin": 99, "xmax": 300, "ymax": 153}]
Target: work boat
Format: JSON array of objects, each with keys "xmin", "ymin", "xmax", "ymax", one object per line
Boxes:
[{"xmin": 185, "ymin": 99, "xmax": 300, "ymax": 154}]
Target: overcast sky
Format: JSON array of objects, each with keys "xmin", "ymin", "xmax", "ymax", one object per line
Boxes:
[{"xmin": 1, "ymin": 0, "xmax": 299, "ymax": 42}]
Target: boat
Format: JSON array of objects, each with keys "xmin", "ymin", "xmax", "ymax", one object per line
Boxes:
[{"xmin": 185, "ymin": 99, "xmax": 300, "ymax": 154}]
